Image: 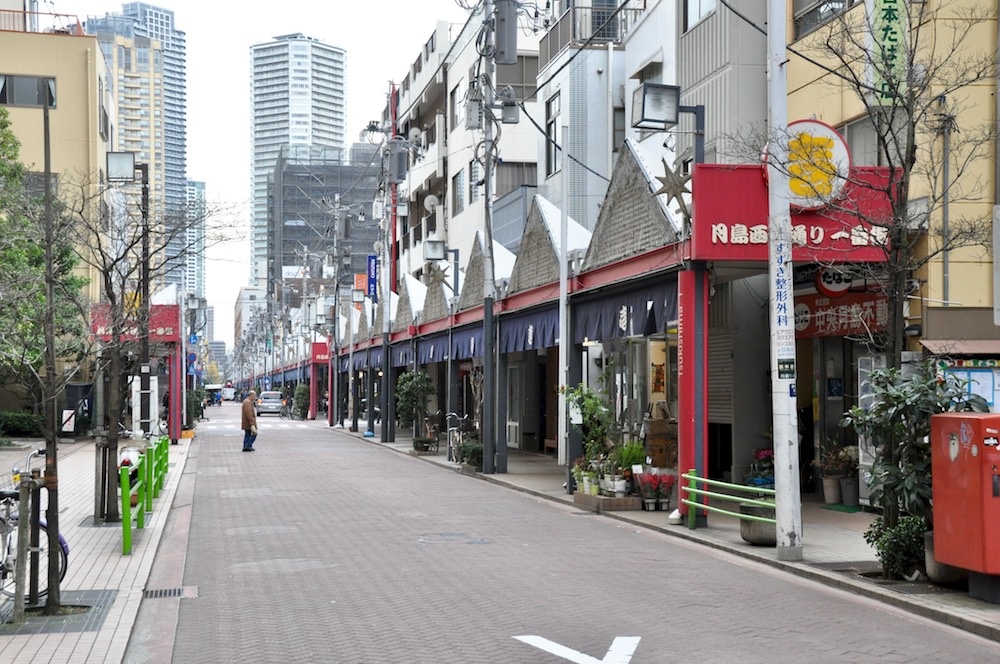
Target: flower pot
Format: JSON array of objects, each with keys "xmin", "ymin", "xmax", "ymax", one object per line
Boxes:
[
  {"xmin": 658, "ymin": 498, "xmax": 671, "ymax": 512},
  {"xmin": 613, "ymin": 479, "xmax": 627, "ymax": 497},
  {"xmin": 589, "ymin": 483, "xmax": 599, "ymax": 496},
  {"xmin": 822, "ymin": 477, "xmax": 842, "ymax": 504},
  {"xmin": 643, "ymin": 498, "xmax": 657, "ymax": 511},
  {"xmin": 581, "ymin": 476, "xmax": 592, "ymax": 494},
  {"xmin": 839, "ymin": 477, "xmax": 860, "ymax": 508}
]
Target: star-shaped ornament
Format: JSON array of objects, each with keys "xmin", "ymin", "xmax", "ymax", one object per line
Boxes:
[{"xmin": 653, "ymin": 157, "xmax": 692, "ymax": 223}]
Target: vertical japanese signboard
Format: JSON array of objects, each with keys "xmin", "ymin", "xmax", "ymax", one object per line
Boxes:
[
  {"xmin": 869, "ymin": 0, "xmax": 907, "ymax": 104},
  {"xmin": 367, "ymin": 255, "xmax": 378, "ymax": 303}
]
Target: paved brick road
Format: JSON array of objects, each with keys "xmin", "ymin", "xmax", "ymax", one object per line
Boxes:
[{"xmin": 161, "ymin": 413, "xmax": 999, "ymax": 664}]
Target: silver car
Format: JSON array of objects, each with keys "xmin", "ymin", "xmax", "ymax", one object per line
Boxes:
[{"xmin": 256, "ymin": 391, "xmax": 284, "ymax": 416}]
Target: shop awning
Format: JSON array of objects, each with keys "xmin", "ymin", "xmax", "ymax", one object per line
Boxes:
[
  {"xmin": 572, "ymin": 275, "xmax": 678, "ymax": 343},
  {"xmin": 452, "ymin": 324, "xmax": 484, "ymax": 359},
  {"xmin": 391, "ymin": 343, "xmax": 413, "ymax": 368},
  {"xmin": 417, "ymin": 334, "xmax": 450, "ymax": 364},
  {"xmin": 922, "ymin": 339, "xmax": 1000, "ymax": 355},
  {"xmin": 499, "ymin": 305, "xmax": 559, "ymax": 352}
]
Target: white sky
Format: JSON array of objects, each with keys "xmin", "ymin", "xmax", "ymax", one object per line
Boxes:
[{"xmin": 63, "ymin": 0, "xmax": 473, "ymax": 348}]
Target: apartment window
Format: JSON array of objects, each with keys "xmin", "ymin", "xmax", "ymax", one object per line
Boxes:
[
  {"xmin": 0, "ymin": 75, "xmax": 56, "ymax": 108},
  {"xmin": 545, "ymin": 92, "xmax": 561, "ymax": 177},
  {"xmin": 793, "ymin": 0, "xmax": 861, "ymax": 39},
  {"xmin": 452, "ymin": 169, "xmax": 466, "ymax": 215},
  {"xmin": 450, "ymin": 83, "xmax": 462, "ymax": 131},
  {"xmin": 840, "ymin": 113, "xmax": 906, "ymax": 167},
  {"xmin": 683, "ymin": 0, "xmax": 717, "ymax": 32},
  {"xmin": 469, "ymin": 160, "xmax": 481, "ymax": 203}
]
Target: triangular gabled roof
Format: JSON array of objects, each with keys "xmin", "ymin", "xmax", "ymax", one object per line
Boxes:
[
  {"xmin": 393, "ymin": 273, "xmax": 428, "ymax": 331},
  {"xmin": 456, "ymin": 232, "xmax": 516, "ymax": 311},
  {"xmin": 507, "ymin": 194, "xmax": 591, "ymax": 295},
  {"xmin": 582, "ymin": 138, "xmax": 683, "ymax": 271},
  {"xmin": 372, "ymin": 290, "xmax": 399, "ymax": 338}
]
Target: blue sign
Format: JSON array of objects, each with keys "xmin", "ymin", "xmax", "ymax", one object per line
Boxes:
[
  {"xmin": 189, "ymin": 334, "xmax": 198, "ymax": 345},
  {"xmin": 367, "ymin": 255, "xmax": 378, "ymax": 303}
]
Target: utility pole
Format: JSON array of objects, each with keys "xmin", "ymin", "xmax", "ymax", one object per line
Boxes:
[
  {"xmin": 481, "ymin": 0, "xmax": 498, "ymax": 474},
  {"xmin": 767, "ymin": 0, "xmax": 802, "ymax": 561}
]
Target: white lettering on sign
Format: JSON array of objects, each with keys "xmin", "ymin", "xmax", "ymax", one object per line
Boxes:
[
  {"xmin": 513, "ymin": 635, "xmax": 641, "ymax": 664},
  {"xmin": 709, "ymin": 222, "xmax": 885, "ymax": 249}
]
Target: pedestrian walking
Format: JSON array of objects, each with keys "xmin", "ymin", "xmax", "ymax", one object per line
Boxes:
[{"xmin": 241, "ymin": 390, "xmax": 258, "ymax": 452}]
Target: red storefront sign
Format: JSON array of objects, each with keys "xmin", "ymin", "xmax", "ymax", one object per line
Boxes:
[
  {"xmin": 311, "ymin": 341, "xmax": 329, "ymax": 364},
  {"xmin": 691, "ymin": 165, "xmax": 894, "ymax": 263},
  {"xmin": 793, "ymin": 291, "xmax": 888, "ymax": 338},
  {"xmin": 91, "ymin": 303, "xmax": 182, "ymax": 343}
]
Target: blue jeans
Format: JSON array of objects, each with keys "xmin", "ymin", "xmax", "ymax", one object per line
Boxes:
[{"xmin": 243, "ymin": 429, "xmax": 257, "ymax": 450}]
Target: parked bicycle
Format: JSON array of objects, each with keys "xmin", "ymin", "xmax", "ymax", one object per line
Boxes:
[
  {"xmin": 0, "ymin": 449, "xmax": 70, "ymax": 599},
  {"xmin": 445, "ymin": 412, "xmax": 473, "ymax": 463}
]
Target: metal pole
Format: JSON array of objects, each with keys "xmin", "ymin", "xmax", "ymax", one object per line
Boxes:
[
  {"xmin": 482, "ymin": 0, "xmax": 498, "ymax": 474},
  {"xmin": 559, "ymin": 125, "xmax": 571, "ymax": 490},
  {"xmin": 767, "ymin": 0, "xmax": 802, "ymax": 561},
  {"xmin": 139, "ymin": 164, "xmax": 150, "ymax": 438}
]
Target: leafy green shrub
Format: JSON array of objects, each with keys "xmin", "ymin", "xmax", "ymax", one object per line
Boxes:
[
  {"xmin": 0, "ymin": 411, "xmax": 41, "ymax": 437},
  {"xmin": 863, "ymin": 515, "xmax": 926, "ymax": 579},
  {"xmin": 566, "ymin": 384, "xmax": 615, "ymax": 461},
  {"xmin": 459, "ymin": 437, "xmax": 483, "ymax": 470},
  {"xmin": 396, "ymin": 371, "xmax": 433, "ymax": 427},
  {"xmin": 294, "ymin": 384, "xmax": 310, "ymax": 419}
]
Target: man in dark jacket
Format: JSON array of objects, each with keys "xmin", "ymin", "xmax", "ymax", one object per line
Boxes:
[{"xmin": 241, "ymin": 390, "xmax": 258, "ymax": 451}]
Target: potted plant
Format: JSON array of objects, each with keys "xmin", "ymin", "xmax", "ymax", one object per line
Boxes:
[
  {"xmin": 814, "ymin": 437, "xmax": 847, "ymax": 503},
  {"xmin": 744, "ymin": 447, "xmax": 774, "ymax": 488},
  {"xmin": 458, "ymin": 436, "xmax": 483, "ymax": 472},
  {"xmin": 657, "ymin": 473, "xmax": 677, "ymax": 511},
  {"xmin": 636, "ymin": 473, "xmax": 660, "ymax": 510},
  {"xmin": 566, "ymin": 383, "xmax": 616, "ymax": 463},
  {"xmin": 835, "ymin": 445, "xmax": 860, "ymax": 507},
  {"xmin": 396, "ymin": 370, "xmax": 433, "ymax": 432}
]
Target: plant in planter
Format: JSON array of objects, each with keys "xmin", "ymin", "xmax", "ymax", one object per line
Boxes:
[
  {"xmin": 396, "ymin": 370, "xmax": 433, "ymax": 432},
  {"xmin": 863, "ymin": 515, "xmax": 927, "ymax": 580},
  {"xmin": 842, "ymin": 359, "xmax": 988, "ymax": 579},
  {"xmin": 744, "ymin": 447, "xmax": 774, "ymax": 488},
  {"xmin": 458, "ymin": 436, "xmax": 483, "ymax": 471},
  {"xmin": 566, "ymin": 383, "xmax": 616, "ymax": 462},
  {"xmin": 293, "ymin": 383, "xmax": 310, "ymax": 419},
  {"xmin": 657, "ymin": 473, "xmax": 677, "ymax": 510}
]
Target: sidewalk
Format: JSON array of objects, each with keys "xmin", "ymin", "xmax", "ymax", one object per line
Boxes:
[
  {"xmin": 0, "ymin": 418, "xmax": 997, "ymax": 664},
  {"xmin": 0, "ymin": 436, "xmax": 191, "ymax": 663},
  {"xmin": 348, "ymin": 421, "xmax": 1000, "ymax": 643}
]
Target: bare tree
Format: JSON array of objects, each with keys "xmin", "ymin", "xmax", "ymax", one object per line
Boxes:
[{"xmin": 727, "ymin": 3, "xmax": 998, "ymax": 531}]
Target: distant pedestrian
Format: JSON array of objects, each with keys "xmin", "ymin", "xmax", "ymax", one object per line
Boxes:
[{"xmin": 241, "ymin": 390, "xmax": 258, "ymax": 452}]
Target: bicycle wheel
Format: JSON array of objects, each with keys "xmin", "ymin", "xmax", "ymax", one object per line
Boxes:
[{"xmin": 0, "ymin": 523, "xmax": 69, "ymax": 599}]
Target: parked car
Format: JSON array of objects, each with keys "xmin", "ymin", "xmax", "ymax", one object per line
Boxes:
[{"xmin": 256, "ymin": 391, "xmax": 284, "ymax": 416}]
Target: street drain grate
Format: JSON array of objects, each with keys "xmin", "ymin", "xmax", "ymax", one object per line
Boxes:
[{"xmin": 143, "ymin": 587, "xmax": 184, "ymax": 599}]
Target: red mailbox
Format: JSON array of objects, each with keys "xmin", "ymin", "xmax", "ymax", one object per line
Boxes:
[{"xmin": 930, "ymin": 412, "xmax": 1000, "ymax": 576}]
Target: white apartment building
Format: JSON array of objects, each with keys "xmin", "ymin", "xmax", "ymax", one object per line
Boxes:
[{"xmin": 250, "ymin": 33, "xmax": 346, "ymax": 287}]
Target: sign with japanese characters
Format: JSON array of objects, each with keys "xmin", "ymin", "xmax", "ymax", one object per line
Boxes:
[
  {"xmin": 692, "ymin": 164, "xmax": 894, "ymax": 263},
  {"xmin": 869, "ymin": 0, "xmax": 907, "ymax": 104},
  {"xmin": 793, "ymin": 291, "xmax": 888, "ymax": 338},
  {"xmin": 91, "ymin": 303, "xmax": 182, "ymax": 343}
]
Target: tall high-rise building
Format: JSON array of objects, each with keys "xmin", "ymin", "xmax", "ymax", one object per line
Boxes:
[
  {"xmin": 186, "ymin": 180, "xmax": 206, "ymax": 298},
  {"xmin": 86, "ymin": 3, "xmax": 188, "ymax": 289},
  {"xmin": 250, "ymin": 33, "xmax": 346, "ymax": 288}
]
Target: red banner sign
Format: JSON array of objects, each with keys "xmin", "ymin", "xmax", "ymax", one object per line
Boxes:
[
  {"xmin": 692, "ymin": 165, "xmax": 894, "ymax": 263},
  {"xmin": 793, "ymin": 291, "xmax": 887, "ymax": 338},
  {"xmin": 91, "ymin": 303, "xmax": 182, "ymax": 343},
  {"xmin": 311, "ymin": 341, "xmax": 329, "ymax": 364}
]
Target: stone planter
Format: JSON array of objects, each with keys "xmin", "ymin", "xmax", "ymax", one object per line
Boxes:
[
  {"xmin": 822, "ymin": 477, "xmax": 842, "ymax": 504},
  {"xmin": 739, "ymin": 503, "xmax": 776, "ymax": 547}
]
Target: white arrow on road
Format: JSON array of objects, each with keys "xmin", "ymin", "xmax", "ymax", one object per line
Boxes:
[{"xmin": 513, "ymin": 635, "xmax": 640, "ymax": 663}]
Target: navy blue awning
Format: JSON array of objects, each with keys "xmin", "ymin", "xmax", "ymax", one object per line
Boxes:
[
  {"xmin": 572, "ymin": 274, "xmax": 678, "ymax": 343},
  {"xmin": 337, "ymin": 355, "xmax": 349, "ymax": 372},
  {"xmin": 452, "ymin": 324, "xmax": 484, "ymax": 359},
  {"xmin": 499, "ymin": 305, "xmax": 559, "ymax": 353},
  {"xmin": 369, "ymin": 347, "xmax": 383, "ymax": 370},
  {"xmin": 352, "ymin": 351, "xmax": 367, "ymax": 370},
  {"xmin": 417, "ymin": 334, "xmax": 450, "ymax": 364},
  {"xmin": 391, "ymin": 343, "xmax": 413, "ymax": 368}
]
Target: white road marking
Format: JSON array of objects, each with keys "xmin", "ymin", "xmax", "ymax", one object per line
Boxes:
[{"xmin": 513, "ymin": 636, "xmax": 640, "ymax": 664}]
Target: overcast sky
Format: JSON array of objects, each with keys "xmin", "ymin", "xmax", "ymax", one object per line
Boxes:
[{"xmin": 64, "ymin": 0, "xmax": 473, "ymax": 348}]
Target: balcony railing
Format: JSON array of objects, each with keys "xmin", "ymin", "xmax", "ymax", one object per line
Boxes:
[
  {"xmin": 539, "ymin": 0, "xmax": 646, "ymax": 72},
  {"xmin": 0, "ymin": 9, "xmax": 84, "ymax": 36}
]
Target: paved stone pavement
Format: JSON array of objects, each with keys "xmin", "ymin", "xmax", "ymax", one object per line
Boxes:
[{"xmin": 0, "ymin": 404, "xmax": 998, "ymax": 662}]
